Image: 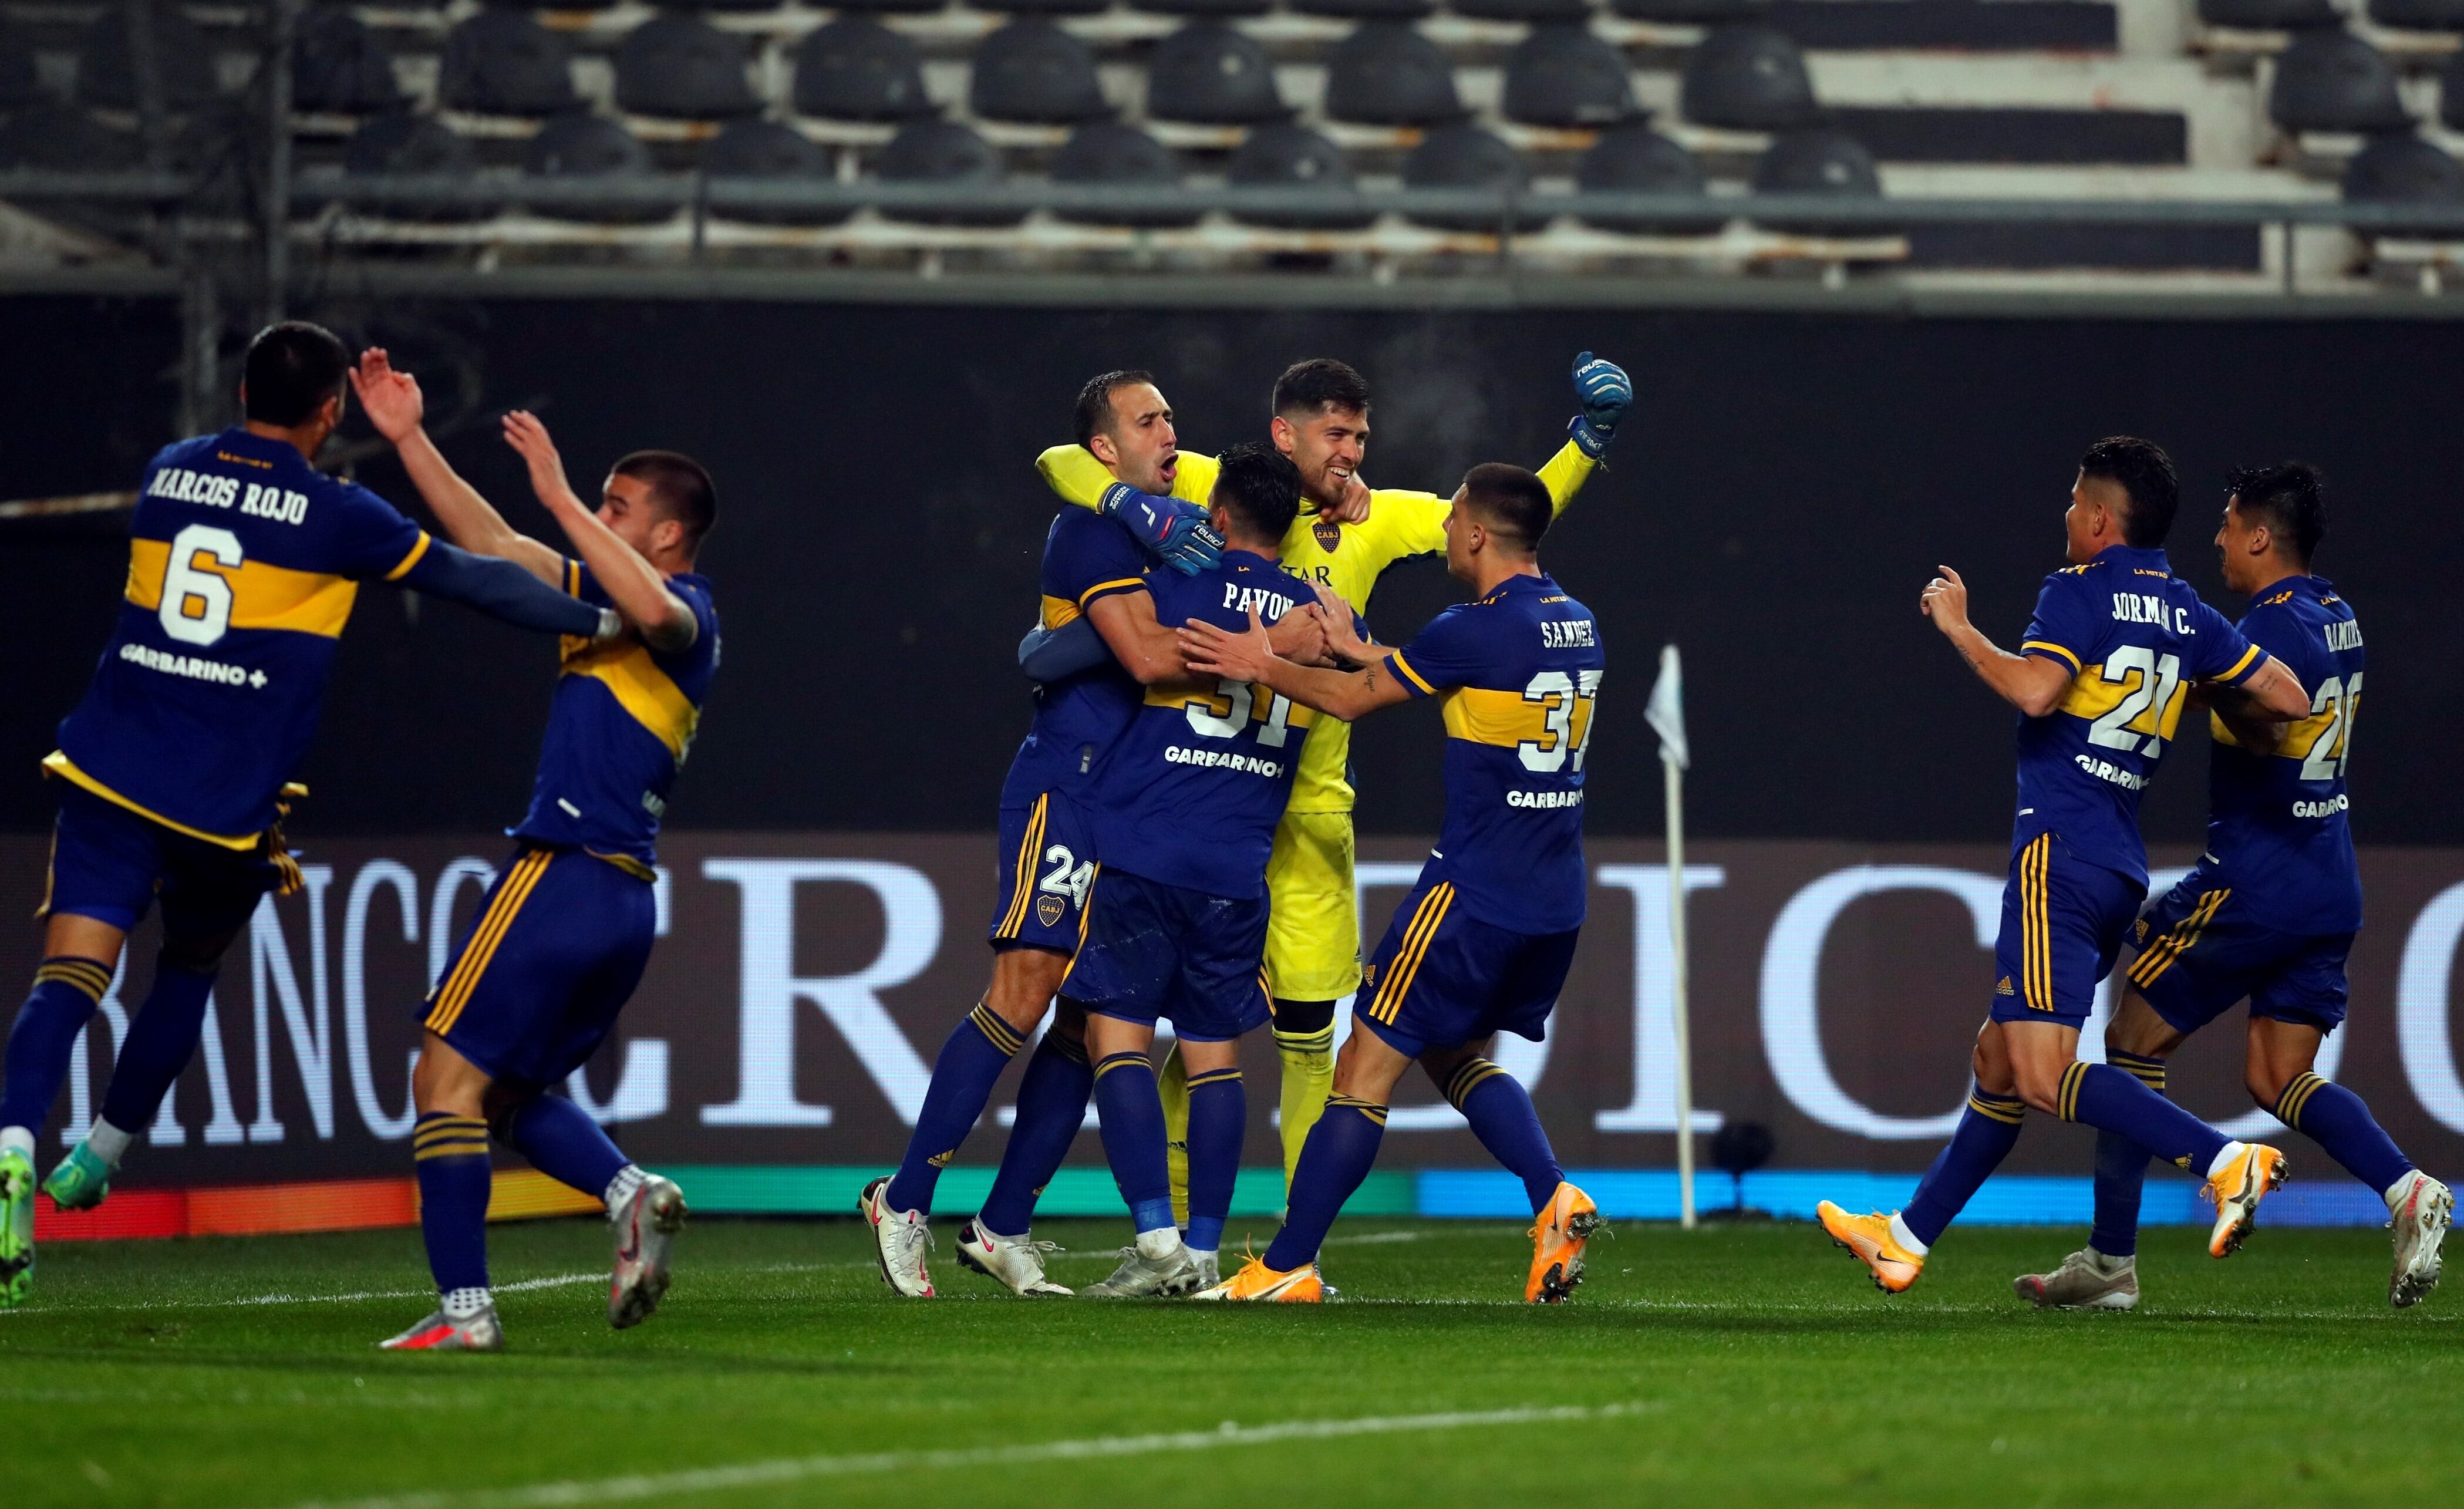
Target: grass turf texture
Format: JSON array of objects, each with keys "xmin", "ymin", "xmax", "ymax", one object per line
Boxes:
[{"xmin": 5, "ymin": 1217, "xmax": 2460, "ymax": 1506}]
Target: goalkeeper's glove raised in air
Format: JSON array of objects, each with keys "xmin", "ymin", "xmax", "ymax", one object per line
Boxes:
[
  {"xmin": 1568, "ymin": 349, "xmax": 1633, "ymax": 460},
  {"xmin": 1099, "ymin": 481, "xmax": 1223, "ymax": 575}
]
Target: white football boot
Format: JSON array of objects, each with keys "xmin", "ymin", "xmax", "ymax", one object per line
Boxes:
[
  {"xmin": 859, "ymin": 1176, "xmax": 935, "ymax": 1298},
  {"xmin": 380, "ymin": 1306, "xmax": 504, "ymax": 1351},
  {"xmin": 2012, "ymin": 1248, "xmax": 2140, "ymax": 1311},
  {"xmin": 2388, "ymin": 1171, "xmax": 2453, "ymax": 1309},
  {"xmin": 1080, "ymin": 1242, "xmax": 1204, "ymax": 1298},
  {"xmin": 608, "ymin": 1174, "xmax": 688, "ymax": 1329},
  {"xmin": 954, "ymin": 1217, "xmax": 1071, "ymax": 1296}
]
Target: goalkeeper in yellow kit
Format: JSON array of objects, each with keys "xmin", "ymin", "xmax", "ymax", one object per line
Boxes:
[{"xmin": 1024, "ymin": 353, "xmax": 1632, "ymax": 1214}]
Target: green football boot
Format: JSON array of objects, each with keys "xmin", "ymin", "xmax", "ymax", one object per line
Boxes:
[
  {"xmin": 0, "ymin": 1147, "xmax": 35, "ymax": 1308},
  {"xmin": 42, "ymin": 1140, "xmax": 112, "ymax": 1212}
]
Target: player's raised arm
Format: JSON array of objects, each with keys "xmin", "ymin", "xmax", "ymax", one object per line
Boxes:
[
  {"xmin": 502, "ymin": 412, "xmax": 699, "ymax": 654},
  {"xmin": 350, "ymin": 350, "xmax": 566, "ymax": 585},
  {"xmin": 1181, "ymin": 609, "xmax": 1411, "ymax": 723},
  {"xmin": 1923, "ymin": 565, "xmax": 2073, "ymax": 718}
]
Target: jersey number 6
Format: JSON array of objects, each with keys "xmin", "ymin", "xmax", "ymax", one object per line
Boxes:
[{"xmin": 160, "ymin": 523, "xmax": 244, "ymax": 648}]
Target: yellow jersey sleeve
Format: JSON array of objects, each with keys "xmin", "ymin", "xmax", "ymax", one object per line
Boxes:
[
  {"xmin": 1034, "ymin": 445, "xmax": 1222, "ymax": 509},
  {"xmin": 1342, "ymin": 438, "xmax": 1601, "ymax": 584},
  {"xmin": 1536, "ymin": 438, "xmax": 1598, "ymax": 514}
]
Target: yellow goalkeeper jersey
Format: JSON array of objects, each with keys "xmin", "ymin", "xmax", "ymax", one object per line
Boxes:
[{"xmin": 1034, "ymin": 439, "xmax": 1597, "ymax": 813}]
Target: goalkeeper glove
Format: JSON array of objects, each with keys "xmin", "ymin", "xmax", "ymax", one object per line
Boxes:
[
  {"xmin": 1568, "ymin": 349, "xmax": 1633, "ymax": 459},
  {"xmin": 1099, "ymin": 481, "xmax": 1224, "ymax": 576}
]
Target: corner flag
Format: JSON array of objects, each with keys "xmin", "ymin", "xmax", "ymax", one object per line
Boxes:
[{"xmin": 1646, "ymin": 644, "xmax": 1688, "ymax": 771}]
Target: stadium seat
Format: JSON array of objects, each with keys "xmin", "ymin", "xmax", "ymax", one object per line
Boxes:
[
  {"xmin": 1576, "ymin": 122, "xmax": 1723, "ymax": 233},
  {"xmin": 805, "ymin": 0, "xmax": 942, "ymax": 15},
  {"xmin": 969, "ymin": 21, "xmax": 1111, "ymax": 125},
  {"xmin": 1750, "ymin": 124, "xmax": 1885, "ymax": 237},
  {"xmin": 2367, "ymin": 0, "xmax": 2464, "ymax": 30},
  {"xmin": 1452, "ymin": 0, "xmax": 1593, "ymax": 24},
  {"xmin": 615, "ymin": 17, "xmax": 761, "ymax": 121},
  {"xmin": 1145, "ymin": 23, "xmax": 1287, "ymax": 126},
  {"xmin": 1680, "ymin": 25, "xmax": 1821, "ymax": 132},
  {"xmin": 1131, "ymin": 0, "xmax": 1274, "ymax": 19},
  {"xmin": 0, "ymin": 18, "xmax": 41, "ymax": 111},
  {"xmin": 2269, "ymin": 30, "xmax": 2411, "ymax": 134},
  {"xmin": 0, "ymin": 102, "xmax": 138, "ymax": 169},
  {"xmin": 1226, "ymin": 122, "xmax": 1371, "ymax": 227},
  {"xmin": 793, "ymin": 19, "xmax": 936, "ymax": 123},
  {"xmin": 1324, "ymin": 22, "xmax": 1466, "ymax": 127},
  {"xmin": 645, "ymin": 0, "xmax": 789, "ymax": 18},
  {"xmin": 988, "ymin": 0, "xmax": 1111, "ymax": 18},
  {"xmin": 79, "ymin": 2, "xmax": 218, "ymax": 110},
  {"xmin": 877, "ymin": 117, "xmax": 1022, "ymax": 224},
  {"xmin": 2196, "ymin": 0, "xmax": 2338, "ymax": 29},
  {"xmin": 1051, "ymin": 121, "xmax": 1196, "ymax": 226},
  {"xmin": 1611, "ymin": 0, "xmax": 1769, "ymax": 22},
  {"xmin": 1404, "ymin": 123, "xmax": 1545, "ymax": 230},
  {"xmin": 439, "ymin": 12, "xmax": 579, "ymax": 118},
  {"xmin": 1501, "ymin": 23, "xmax": 1639, "ymax": 127},
  {"xmin": 1292, "ymin": 0, "xmax": 1436, "ymax": 21},
  {"xmin": 523, "ymin": 112, "xmax": 668, "ymax": 224},
  {"xmin": 2341, "ymin": 131, "xmax": 2464, "ymax": 237},
  {"xmin": 293, "ymin": 9, "xmax": 402, "ymax": 116},
  {"xmin": 345, "ymin": 111, "xmax": 494, "ymax": 220},
  {"xmin": 704, "ymin": 118, "xmax": 847, "ymax": 225}
]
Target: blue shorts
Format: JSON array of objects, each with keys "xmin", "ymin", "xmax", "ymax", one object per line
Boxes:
[
  {"xmin": 1988, "ymin": 831, "xmax": 2145, "ymax": 1028},
  {"xmin": 2125, "ymin": 865, "xmax": 2352, "ymax": 1035},
  {"xmin": 1354, "ymin": 875, "xmax": 1580, "ymax": 1060},
  {"xmin": 987, "ymin": 789, "xmax": 1098, "ymax": 955},
  {"xmin": 1060, "ymin": 867, "xmax": 1269, "ymax": 1042},
  {"xmin": 419, "ymin": 845, "xmax": 657, "ymax": 1093},
  {"xmin": 42, "ymin": 782, "xmax": 282, "ymax": 941}
]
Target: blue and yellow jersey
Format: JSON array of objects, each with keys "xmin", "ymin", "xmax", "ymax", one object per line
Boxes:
[
  {"xmin": 2011, "ymin": 545, "xmax": 2262, "ymax": 884},
  {"xmin": 46, "ymin": 427, "xmax": 434, "ymax": 847},
  {"xmin": 2205, "ymin": 576, "xmax": 2364, "ymax": 934},
  {"xmin": 512, "ymin": 560, "xmax": 719, "ymax": 871},
  {"xmin": 1387, "ymin": 572, "xmax": 1604, "ymax": 934},
  {"xmin": 1000, "ymin": 507, "xmax": 1154, "ymax": 809},
  {"xmin": 1090, "ymin": 549, "xmax": 1323, "ymax": 898}
]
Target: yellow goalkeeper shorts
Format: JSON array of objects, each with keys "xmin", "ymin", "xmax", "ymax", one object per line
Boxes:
[{"xmin": 1263, "ymin": 809, "xmax": 1362, "ymax": 1003}]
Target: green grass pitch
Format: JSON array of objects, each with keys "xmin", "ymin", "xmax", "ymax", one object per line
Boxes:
[{"xmin": 6, "ymin": 1216, "xmax": 2462, "ymax": 1507}]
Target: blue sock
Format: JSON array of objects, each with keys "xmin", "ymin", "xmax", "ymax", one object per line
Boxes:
[
  {"xmin": 1092, "ymin": 1050, "xmax": 1174, "ymax": 1235},
  {"xmin": 0, "ymin": 957, "xmax": 114, "ymax": 1134},
  {"xmin": 979, "ymin": 1032, "xmax": 1092, "ymax": 1237},
  {"xmin": 1444, "ymin": 1058, "xmax": 1562, "ymax": 1213},
  {"xmin": 1264, "ymin": 1095, "xmax": 1387, "ymax": 1271},
  {"xmin": 1184, "ymin": 1067, "xmax": 1244, "ymax": 1253},
  {"xmin": 412, "ymin": 1111, "xmax": 493, "ymax": 1295},
  {"xmin": 1901, "ymin": 1089, "xmax": 2027, "ymax": 1247},
  {"xmin": 98, "ymin": 959, "xmax": 217, "ymax": 1135},
  {"xmin": 501, "ymin": 1093, "xmax": 628, "ymax": 1201},
  {"xmin": 2277, "ymin": 1070, "xmax": 2415, "ymax": 1195},
  {"xmin": 2089, "ymin": 1051, "xmax": 2167, "ymax": 1258},
  {"xmin": 886, "ymin": 1002, "xmax": 1025, "ymax": 1215},
  {"xmin": 2059, "ymin": 1061, "xmax": 2230, "ymax": 1174}
]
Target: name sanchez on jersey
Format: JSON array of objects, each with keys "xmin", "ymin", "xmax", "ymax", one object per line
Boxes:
[{"xmin": 145, "ymin": 459, "xmax": 315, "ymax": 525}]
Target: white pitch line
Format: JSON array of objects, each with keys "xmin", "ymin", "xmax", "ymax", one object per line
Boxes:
[
  {"xmin": 287, "ymin": 1401, "xmax": 1660, "ymax": 1509},
  {"xmin": 1, "ymin": 1260, "xmax": 884, "ymax": 1319}
]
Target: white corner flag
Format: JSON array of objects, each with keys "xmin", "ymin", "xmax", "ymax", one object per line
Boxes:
[{"xmin": 1647, "ymin": 645, "xmax": 1698, "ymax": 1228}]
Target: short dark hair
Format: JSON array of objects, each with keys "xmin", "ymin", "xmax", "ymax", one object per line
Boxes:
[
  {"xmin": 1459, "ymin": 462, "xmax": 1553, "ymax": 556},
  {"xmin": 2078, "ymin": 435, "xmax": 2179, "ymax": 549},
  {"xmin": 1270, "ymin": 358, "xmax": 1371, "ymax": 419},
  {"xmin": 613, "ymin": 450, "xmax": 717, "ymax": 557},
  {"xmin": 242, "ymin": 321, "xmax": 350, "ymax": 427},
  {"xmin": 2229, "ymin": 460, "xmax": 2327, "ymax": 565},
  {"xmin": 1210, "ymin": 440, "xmax": 1302, "ymax": 545},
  {"xmin": 1074, "ymin": 369, "xmax": 1158, "ymax": 449}
]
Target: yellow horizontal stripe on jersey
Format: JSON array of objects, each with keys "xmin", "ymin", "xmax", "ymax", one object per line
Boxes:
[
  {"xmin": 558, "ymin": 639, "xmax": 699, "ymax": 760},
  {"xmin": 1438, "ymin": 685, "xmax": 1593, "ymax": 754},
  {"xmin": 1142, "ymin": 678, "xmax": 1319, "ymax": 728},
  {"xmin": 382, "ymin": 531, "xmax": 432, "ymax": 582},
  {"xmin": 1387, "ymin": 651, "xmax": 1436, "ymax": 696},
  {"xmin": 563, "ymin": 557, "xmax": 584, "ymax": 597},
  {"xmin": 2055, "ymin": 663, "xmax": 2190, "ymax": 742},
  {"xmin": 1041, "ymin": 594, "xmax": 1081, "ymax": 631},
  {"xmin": 2021, "ymin": 640, "xmax": 2081, "ymax": 672},
  {"xmin": 41, "ymin": 751, "xmax": 260, "ymax": 849},
  {"xmin": 2217, "ymin": 644, "xmax": 2261, "ymax": 683},
  {"xmin": 126, "ymin": 537, "xmax": 360, "ymax": 639},
  {"xmin": 2271, "ymin": 703, "xmax": 2349, "ymax": 763},
  {"xmin": 1078, "ymin": 577, "xmax": 1144, "ymax": 608}
]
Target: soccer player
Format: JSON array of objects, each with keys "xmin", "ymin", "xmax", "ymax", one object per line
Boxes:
[
  {"xmin": 1816, "ymin": 437, "xmax": 2317, "ymax": 1294},
  {"xmin": 2015, "ymin": 463, "xmax": 2450, "ymax": 1311},
  {"xmin": 338, "ymin": 351, "xmax": 719, "ymax": 1350},
  {"xmin": 860, "ymin": 375, "xmax": 1319, "ymax": 1300},
  {"xmin": 1178, "ymin": 463, "xmax": 1606, "ymax": 1304},
  {"xmin": 1057, "ymin": 441, "xmax": 1329, "ymax": 1298},
  {"xmin": 1031, "ymin": 353, "xmax": 1632, "ymax": 1214},
  {"xmin": 0, "ymin": 322, "xmax": 619, "ymax": 1308}
]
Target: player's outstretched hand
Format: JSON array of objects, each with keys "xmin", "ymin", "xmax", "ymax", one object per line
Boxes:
[
  {"xmin": 1920, "ymin": 564, "xmax": 1970, "ymax": 634},
  {"xmin": 502, "ymin": 410, "xmax": 585, "ymax": 515},
  {"xmin": 1098, "ymin": 481, "xmax": 1223, "ymax": 575},
  {"xmin": 1316, "ymin": 473, "xmax": 1373, "ymax": 526},
  {"xmin": 1310, "ymin": 582, "xmax": 1374, "ymax": 662},
  {"xmin": 349, "ymin": 348, "xmax": 424, "ymax": 443},
  {"xmin": 1179, "ymin": 607, "xmax": 1273, "ymax": 682},
  {"xmin": 1266, "ymin": 603, "xmax": 1331, "ymax": 666},
  {"xmin": 1569, "ymin": 350, "xmax": 1633, "ymax": 459}
]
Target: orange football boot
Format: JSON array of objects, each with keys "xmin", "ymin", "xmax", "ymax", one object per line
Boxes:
[
  {"xmin": 1195, "ymin": 1255, "xmax": 1324, "ymax": 1302},
  {"xmin": 1526, "ymin": 1181, "xmax": 1605, "ymax": 1303},
  {"xmin": 2204, "ymin": 1143, "xmax": 2289, "ymax": 1258},
  {"xmin": 1817, "ymin": 1201, "xmax": 1924, "ymax": 1294}
]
